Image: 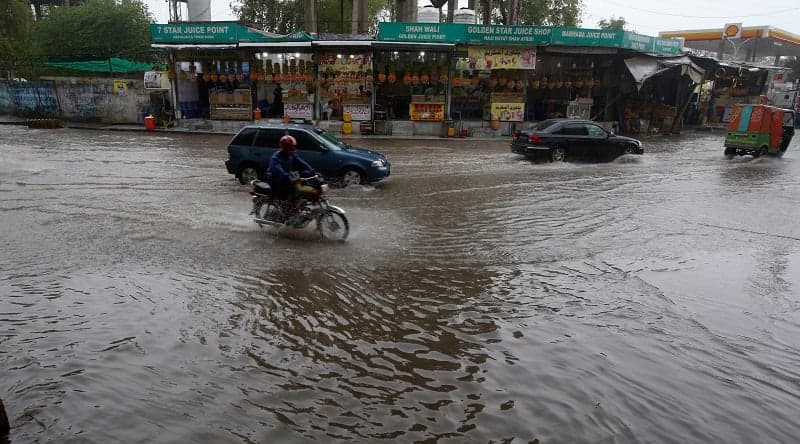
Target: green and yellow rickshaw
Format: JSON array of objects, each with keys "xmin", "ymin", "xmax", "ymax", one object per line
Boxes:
[{"xmin": 724, "ymin": 104, "xmax": 795, "ymax": 158}]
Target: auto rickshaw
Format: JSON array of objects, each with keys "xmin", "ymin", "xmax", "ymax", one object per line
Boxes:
[{"xmin": 724, "ymin": 104, "xmax": 795, "ymax": 158}]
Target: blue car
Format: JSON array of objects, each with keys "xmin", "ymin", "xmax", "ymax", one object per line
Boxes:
[{"xmin": 225, "ymin": 123, "xmax": 391, "ymax": 186}]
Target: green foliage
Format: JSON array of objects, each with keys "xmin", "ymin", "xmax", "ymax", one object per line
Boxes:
[
  {"xmin": 234, "ymin": 0, "xmax": 303, "ymax": 34},
  {"xmin": 495, "ymin": 0, "xmax": 582, "ymax": 26},
  {"xmin": 597, "ymin": 16, "xmax": 627, "ymax": 31},
  {"xmin": 33, "ymin": 0, "xmax": 154, "ymax": 62},
  {"xmin": 233, "ymin": 0, "xmax": 392, "ymax": 34},
  {"xmin": 0, "ymin": 0, "xmax": 40, "ymax": 78}
]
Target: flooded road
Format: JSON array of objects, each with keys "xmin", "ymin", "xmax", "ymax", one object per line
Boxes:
[{"xmin": 2, "ymin": 126, "xmax": 800, "ymax": 443}]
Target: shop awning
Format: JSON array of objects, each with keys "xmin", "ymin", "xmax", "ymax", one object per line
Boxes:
[
  {"xmin": 624, "ymin": 55, "xmax": 705, "ymax": 88},
  {"xmin": 545, "ymin": 46, "xmax": 618, "ymax": 55},
  {"xmin": 151, "ymin": 44, "xmax": 238, "ymax": 49},
  {"xmin": 372, "ymin": 41, "xmax": 455, "ymax": 51},
  {"xmin": 239, "ymin": 41, "xmax": 312, "ymax": 48},
  {"xmin": 313, "ymin": 41, "xmax": 373, "ymax": 47}
]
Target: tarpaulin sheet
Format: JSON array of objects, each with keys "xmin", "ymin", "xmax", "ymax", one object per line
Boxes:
[
  {"xmin": 625, "ymin": 55, "xmax": 705, "ymax": 88},
  {"xmin": 47, "ymin": 58, "xmax": 161, "ymax": 73}
]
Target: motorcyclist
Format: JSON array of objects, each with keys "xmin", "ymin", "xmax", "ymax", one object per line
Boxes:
[{"xmin": 267, "ymin": 135, "xmax": 318, "ymax": 215}]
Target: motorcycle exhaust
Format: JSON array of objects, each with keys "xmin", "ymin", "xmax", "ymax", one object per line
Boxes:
[{"xmin": 253, "ymin": 218, "xmax": 282, "ymax": 228}]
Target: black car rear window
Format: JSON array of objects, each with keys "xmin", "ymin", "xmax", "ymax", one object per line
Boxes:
[
  {"xmin": 231, "ymin": 128, "xmax": 257, "ymax": 146},
  {"xmin": 254, "ymin": 129, "xmax": 286, "ymax": 149},
  {"xmin": 562, "ymin": 124, "xmax": 588, "ymax": 136}
]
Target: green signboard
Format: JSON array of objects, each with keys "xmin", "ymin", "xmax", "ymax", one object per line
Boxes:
[
  {"xmin": 150, "ymin": 23, "xmax": 241, "ymax": 44},
  {"xmin": 622, "ymin": 32, "xmax": 654, "ymax": 52},
  {"xmin": 550, "ymin": 28, "xmax": 623, "ymax": 47},
  {"xmin": 464, "ymin": 24, "xmax": 552, "ymax": 45},
  {"xmin": 620, "ymin": 32, "xmax": 682, "ymax": 55},
  {"xmin": 377, "ymin": 22, "xmax": 463, "ymax": 43},
  {"xmin": 653, "ymin": 38, "xmax": 683, "ymax": 56},
  {"xmin": 377, "ymin": 22, "xmax": 552, "ymax": 45},
  {"xmin": 151, "ymin": 24, "xmax": 316, "ymax": 45}
]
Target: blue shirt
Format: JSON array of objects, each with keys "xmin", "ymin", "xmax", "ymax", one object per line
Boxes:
[{"xmin": 268, "ymin": 150, "xmax": 315, "ymax": 195}]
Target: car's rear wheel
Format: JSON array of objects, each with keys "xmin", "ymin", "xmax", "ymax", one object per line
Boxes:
[
  {"xmin": 550, "ymin": 147, "xmax": 566, "ymax": 162},
  {"xmin": 340, "ymin": 168, "xmax": 365, "ymax": 186},
  {"xmin": 238, "ymin": 164, "xmax": 260, "ymax": 185}
]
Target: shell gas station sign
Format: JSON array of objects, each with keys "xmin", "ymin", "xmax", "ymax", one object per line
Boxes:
[{"xmin": 723, "ymin": 23, "xmax": 742, "ymax": 39}]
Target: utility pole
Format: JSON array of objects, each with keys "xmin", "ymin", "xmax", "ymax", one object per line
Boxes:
[
  {"xmin": 352, "ymin": 0, "xmax": 367, "ymax": 33},
  {"xmin": 396, "ymin": 0, "xmax": 417, "ymax": 23},
  {"xmin": 447, "ymin": 0, "xmax": 456, "ymax": 23},
  {"xmin": 304, "ymin": 0, "xmax": 316, "ymax": 33}
]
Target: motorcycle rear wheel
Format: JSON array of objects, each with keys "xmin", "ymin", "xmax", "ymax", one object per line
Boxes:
[{"xmin": 317, "ymin": 209, "xmax": 349, "ymax": 241}]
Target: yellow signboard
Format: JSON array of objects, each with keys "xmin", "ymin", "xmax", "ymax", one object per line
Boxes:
[
  {"xmin": 468, "ymin": 47, "xmax": 536, "ymax": 70},
  {"xmin": 491, "ymin": 102, "xmax": 525, "ymax": 122},
  {"xmin": 113, "ymin": 80, "xmax": 129, "ymax": 96},
  {"xmin": 723, "ymin": 23, "xmax": 742, "ymax": 39}
]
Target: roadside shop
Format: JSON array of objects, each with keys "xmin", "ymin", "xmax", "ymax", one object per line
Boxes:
[
  {"xmin": 151, "ymin": 23, "xmax": 315, "ymax": 123},
  {"xmin": 151, "ymin": 21, "xmax": 691, "ymax": 136},
  {"xmin": 375, "ymin": 23, "xmax": 687, "ymax": 136}
]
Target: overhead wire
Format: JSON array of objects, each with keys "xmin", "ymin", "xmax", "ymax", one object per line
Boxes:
[{"xmin": 599, "ymin": 0, "xmax": 799, "ymax": 19}]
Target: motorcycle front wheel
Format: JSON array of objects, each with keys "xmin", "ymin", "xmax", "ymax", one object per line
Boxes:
[
  {"xmin": 255, "ymin": 201, "xmax": 281, "ymax": 223},
  {"xmin": 317, "ymin": 209, "xmax": 349, "ymax": 241}
]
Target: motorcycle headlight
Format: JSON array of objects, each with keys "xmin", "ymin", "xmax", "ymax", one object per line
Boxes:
[
  {"xmin": 371, "ymin": 159, "xmax": 385, "ymax": 168},
  {"xmin": 321, "ymin": 184, "xmax": 330, "ymax": 193}
]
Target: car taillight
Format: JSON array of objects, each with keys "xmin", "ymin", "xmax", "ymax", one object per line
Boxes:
[{"xmin": 528, "ymin": 133, "xmax": 542, "ymax": 143}]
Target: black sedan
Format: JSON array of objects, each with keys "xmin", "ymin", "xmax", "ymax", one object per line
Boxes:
[{"xmin": 511, "ymin": 119, "xmax": 644, "ymax": 162}]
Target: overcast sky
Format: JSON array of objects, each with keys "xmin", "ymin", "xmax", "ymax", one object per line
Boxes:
[{"xmin": 146, "ymin": 0, "xmax": 800, "ymax": 38}]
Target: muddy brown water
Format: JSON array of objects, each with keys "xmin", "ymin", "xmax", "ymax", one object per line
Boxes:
[{"xmin": 2, "ymin": 126, "xmax": 800, "ymax": 442}]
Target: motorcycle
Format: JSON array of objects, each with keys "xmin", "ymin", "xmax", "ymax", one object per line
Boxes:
[{"xmin": 250, "ymin": 175, "xmax": 350, "ymax": 241}]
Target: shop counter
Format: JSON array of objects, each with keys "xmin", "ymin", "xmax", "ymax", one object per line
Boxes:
[
  {"xmin": 209, "ymin": 88, "xmax": 252, "ymax": 120},
  {"xmin": 410, "ymin": 94, "xmax": 445, "ymax": 121},
  {"xmin": 342, "ymin": 96, "xmax": 372, "ymax": 121},
  {"xmin": 489, "ymin": 92, "xmax": 524, "ymax": 122}
]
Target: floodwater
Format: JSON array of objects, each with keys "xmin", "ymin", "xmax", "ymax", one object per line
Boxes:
[{"xmin": 2, "ymin": 126, "xmax": 800, "ymax": 443}]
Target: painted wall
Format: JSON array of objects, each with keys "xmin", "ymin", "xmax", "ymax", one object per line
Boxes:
[
  {"xmin": 0, "ymin": 81, "xmax": 59, "ymax": 117},
  {"xmin": 52, "ymin": 78, "xmax": 151, "ymax": 123},
  {"xmin": 0, "ymin": 77, "xmax": 156, "ymax": 123}
]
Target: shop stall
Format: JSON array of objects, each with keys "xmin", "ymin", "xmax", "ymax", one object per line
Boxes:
[
  {"xmin": 255, "ymin": 52, "xmax": 314, "ymax": 119},
  {"xmin": 710, "ymin": 64, "xmax": 770, "ymax": 123},
  {"xmin": 168, "ymin": 56, "xmax": 254, "ymax": 121},
  {"xmin": 372, "ymin": 42, "xmax": 454, "ymax": 135},
  {"xmin": 318, "ymin": 52, "xmax": 373, "ymax": 121}
]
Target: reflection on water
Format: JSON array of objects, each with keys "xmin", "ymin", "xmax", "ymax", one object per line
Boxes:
[{"xmin": 2, "ymin": 127, "xmax": 800, "ymax": 442}]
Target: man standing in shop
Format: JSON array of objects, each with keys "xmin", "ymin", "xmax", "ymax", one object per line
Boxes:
[{"xmin": 272, "ymin": 82, "xmax": 284, "ymax": 117}]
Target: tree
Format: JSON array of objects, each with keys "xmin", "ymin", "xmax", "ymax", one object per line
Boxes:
[
  {"xmin": 33, "ymin": 0, "xmax": 154, "ymax": 62},
  {"xmin": 492, "ymin": 0, "xmax": 582, "ymax": 26},
  {"xmin": 597, "ymin": 16, "xmax": 627, "ymax": 30},
  {"xmin": 0, "ymin": 0, "xmax": 39, "ymax": 79},
  {"xmin": 30, "ymin": 0, "xmax": 88, "ymax": 21},
  {"xmin": 233, "ymin": 0, "xmax": 391, "ymax": 34}
]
